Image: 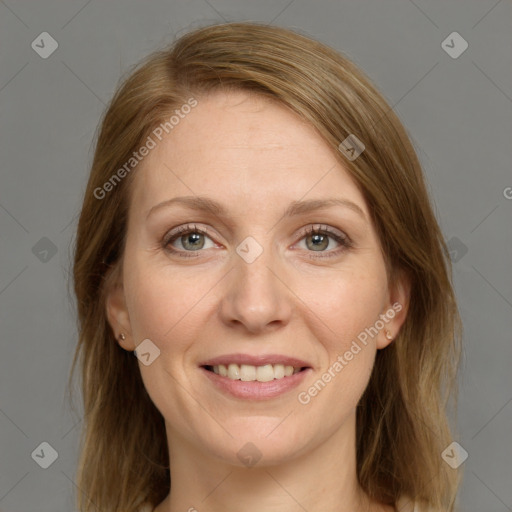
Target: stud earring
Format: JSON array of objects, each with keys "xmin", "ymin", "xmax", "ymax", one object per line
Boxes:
[
  {"xmin": 385, "ymin": 330, "xmax": 393, "ymax": 341},
  {"xmin": 118, "ymin": 333, "xmax": 126, "ymax": 341}
]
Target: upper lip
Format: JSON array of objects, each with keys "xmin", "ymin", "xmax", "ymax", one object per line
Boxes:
[{"xmin": 199, "ymin": 353, "xmax": 312, "ymax": 368}]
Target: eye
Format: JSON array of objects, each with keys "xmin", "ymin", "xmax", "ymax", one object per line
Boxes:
[
  {"xmin": 162, "ymin": 223, "xmax": 353, "ymax": 259},
  {"xmin": 295, "ymin": 225, "xmax": 353, "ymax": 258},
  {"xmin": 163, "ymin": 224, "xmax": 217, "ymax": 257}
]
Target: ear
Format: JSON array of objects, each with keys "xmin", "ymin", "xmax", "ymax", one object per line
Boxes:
[
  {"xmin": 376, "ymin": 268, "xmax": 411, "ymax": 350},
  {"xmin": 105, "ymin": 265, "xmax": 135, "ymax": 351}
]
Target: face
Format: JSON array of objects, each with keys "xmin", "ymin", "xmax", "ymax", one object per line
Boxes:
[{"xmin": 106, "ymin": 90, "xmax": 408, "ymax": 467}]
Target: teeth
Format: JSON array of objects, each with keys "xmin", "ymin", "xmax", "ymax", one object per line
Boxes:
[
  {"xmin": 274, "ymin": 364, "xmax": 285, "ymax": 379},
  {"xmin": 240, "ymin": 364, "xmax": 257, "ymax": 381},
  {"xmin": 212, "ymin": 363, "xmax": 302, "ymax": 382},
  {"xmin": 227, "ymin": 363, "xmax": 240, "ymax": 380},
  {"xmin": 255, "ymin": 364, "xmax": 274, "ymax": 382}
]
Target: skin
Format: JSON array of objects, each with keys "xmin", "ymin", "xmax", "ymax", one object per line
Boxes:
[{"xmin": 106, "ymin": 90, "xmax": 409, "ymax": 512}]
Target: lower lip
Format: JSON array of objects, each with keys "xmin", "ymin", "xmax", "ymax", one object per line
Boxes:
[{"xmin": 200, "ymin": 367, "xmax": 312, "ymax": 400}]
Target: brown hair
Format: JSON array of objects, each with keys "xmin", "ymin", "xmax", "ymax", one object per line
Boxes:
[{"xmin": 69, "ymin": 21, "xmax": 462, "ymax": 511}]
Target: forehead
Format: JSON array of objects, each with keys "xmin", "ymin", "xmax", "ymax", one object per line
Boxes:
[{"xmin": 130, "ymin": 90, "xmax": 368, "ymax": 218}]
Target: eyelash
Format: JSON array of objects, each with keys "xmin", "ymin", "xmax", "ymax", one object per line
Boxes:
[{"xmin": 162, "ymin": 223, "xmax": 353, "ymax": 260}]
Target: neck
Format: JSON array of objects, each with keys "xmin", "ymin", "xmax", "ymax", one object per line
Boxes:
[{"xmin": 155, "ymin": 410, "xmax": 391, "ymax": 512}]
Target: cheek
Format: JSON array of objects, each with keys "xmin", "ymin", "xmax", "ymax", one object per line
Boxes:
[
  {"xmin": 122, "ymin": 259, "xmax": 212, "ymax": 419},
  {"xmin": 297, "ymin": 264, "xmax": 388, "ymax": 345},
  {"xmin": 293, "ymin": 266, "xmax": 387, "ymax": 400},
  {"xmin": 123, "ymin": 256, "xmax": 212, "ymax": 349}
]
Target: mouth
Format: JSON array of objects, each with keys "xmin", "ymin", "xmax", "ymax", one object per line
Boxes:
[
  {"xmin": 202, "ymin": 363, "xmax": 308, "ymax": 382},
  {"xmin": 198, "ymin": 354, "xmax": 312, "ymax": 400}
]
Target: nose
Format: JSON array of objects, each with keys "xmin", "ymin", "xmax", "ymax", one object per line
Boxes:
[{"xmin": 218, "ymin": 236, "xmax": 293, "ymax": 334}]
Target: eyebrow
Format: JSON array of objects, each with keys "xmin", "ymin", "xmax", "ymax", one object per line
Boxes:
[{"xmin": 146, "ymin": 195, "xmax": 366, "ymax": 221}]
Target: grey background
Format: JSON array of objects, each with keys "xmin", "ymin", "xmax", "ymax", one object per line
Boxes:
[{"xmin": 0, "ymin": 1, "xmax": 511, "ymax": 511}]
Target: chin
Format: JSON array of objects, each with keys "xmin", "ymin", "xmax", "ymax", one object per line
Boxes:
[{"xmin": 199, "ymin": 419, "xmax": 315, "ymax": 468}]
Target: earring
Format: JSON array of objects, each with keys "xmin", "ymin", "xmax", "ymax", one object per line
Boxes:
[
  {"xmin": 118, "ymin": 333, "xmax": 126, "ymax": 341},
  {"xmin": 385, "ymin": 330, "xmax": 393, "ymax": 341}
]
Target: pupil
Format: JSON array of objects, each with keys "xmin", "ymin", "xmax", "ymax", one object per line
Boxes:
[
  {"xmin": 184, "ymin": 233, "xmax": 203, "ymax": 249},
  {"xmin": 310, "ymin": 233, "xmax": 327, "ymax": 250}
]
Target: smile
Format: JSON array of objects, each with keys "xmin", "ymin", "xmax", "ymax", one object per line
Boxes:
[
  {"xmin": 199, "ymin": 353, "xmax": 312, "ymax": 400},
  {"xmin": 204, "ymin": 363, "xmax": 304, "ymax": 382}
]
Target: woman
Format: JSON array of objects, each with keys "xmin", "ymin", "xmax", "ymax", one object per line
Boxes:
[{"xmin": 69, "ymin": 22, "xmax": 462, "ymax": 512}]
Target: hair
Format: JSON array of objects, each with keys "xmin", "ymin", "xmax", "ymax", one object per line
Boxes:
[{"xmin": 69, "ymin": 21, "xmax": 462, "ymax": 512}]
